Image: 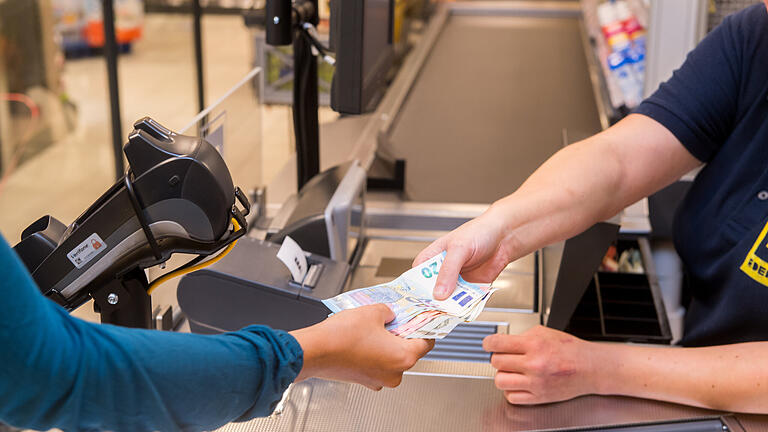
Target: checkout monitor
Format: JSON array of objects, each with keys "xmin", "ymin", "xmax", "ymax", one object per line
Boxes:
[{"xmin": 330, "ymin": 0, "xmax": 394, "ymax": 114}]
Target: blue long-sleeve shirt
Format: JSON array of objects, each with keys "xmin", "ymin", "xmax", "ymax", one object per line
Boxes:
[{"xmin": 0, "ymin": 235, "xmax": 303, "ymax": 431}]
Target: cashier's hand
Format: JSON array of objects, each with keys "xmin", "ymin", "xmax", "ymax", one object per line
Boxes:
[
  {"xmin": 484, "ymin": 325, "xmax": 598, "ymax": 405},
  {"xmin": 290, "ymin": 304, "xmax": 434, "ymax": 390},
  {"xmin": 414, "ymin": 210, "xmax": 513, "ymax": 300}
]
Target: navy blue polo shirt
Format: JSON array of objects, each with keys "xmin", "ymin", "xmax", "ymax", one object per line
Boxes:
[{"xmin": 635, "ymin": 4, "xmax": 768, "ymax": 346}]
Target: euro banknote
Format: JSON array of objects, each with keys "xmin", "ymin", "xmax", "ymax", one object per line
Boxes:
[{"xmin": 322, "ymin": 252, "xmax": 497, "ymax": 339}]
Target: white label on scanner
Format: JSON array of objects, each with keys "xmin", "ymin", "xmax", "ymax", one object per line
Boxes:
[
  {"xmin": 67, "ymin": 233, "xmax": 107, "ymax": 269},
  {"xmin": 276, "ymin": 236, "xmax": 308, "ymax": 282}
]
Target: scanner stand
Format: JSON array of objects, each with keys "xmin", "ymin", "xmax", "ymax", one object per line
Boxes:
[
  {"xmin": 91, "ymin": 267, "xmax": 153, "ymax": 329},
  {"xmin": 14, "ymin": 215, "xmax": 154, "ymax": 329}
]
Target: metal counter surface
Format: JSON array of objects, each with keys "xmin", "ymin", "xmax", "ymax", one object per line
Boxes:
[{"xmin": 216, "ymin": 374, "xmax": 767, "ymax": 432}]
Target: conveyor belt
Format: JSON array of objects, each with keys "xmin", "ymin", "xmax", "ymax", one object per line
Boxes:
[{"xmin": 382, "ymin": 7, "xmax": 601, "ymax": 203}]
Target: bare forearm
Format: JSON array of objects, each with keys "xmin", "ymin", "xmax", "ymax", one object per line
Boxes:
[
  {"xmin": 591, "ymin": 342, "xmax": 768, "ymax": 413},
  {"xmin": 487, "ymin": 134, "xmax": 629, "ymax": 258},
  {"xmin": 487, "ymin": 114, "xmax": 700, "ymax": 260}
]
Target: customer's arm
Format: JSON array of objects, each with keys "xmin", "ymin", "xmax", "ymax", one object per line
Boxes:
[
  {"xmin": 483, "ymin": 325, "xmax": 768, "ymax": 414},
  {"xmin": 417, "ymin": 113, "xmax": 701, "ymax": 299},
  {"xmin": 0, "ymin": 237, "xmax": 431, "ymax": 432}
]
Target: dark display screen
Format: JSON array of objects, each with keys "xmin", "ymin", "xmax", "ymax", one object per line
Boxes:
[{"xmin": 330, "ymin": 0, "xmax": 394, "ymax": 114}]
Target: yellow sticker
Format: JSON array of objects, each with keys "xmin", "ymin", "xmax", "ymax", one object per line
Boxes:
[{"xmin": 740, "ymin": 220, "xmax": 768, "ymax": 286}]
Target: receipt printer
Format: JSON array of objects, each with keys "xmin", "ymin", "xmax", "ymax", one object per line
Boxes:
[
  {"xmin": 177, "ymin": 161, "xmax": 365, "ymax": 333},
  {"xmin": 177, "ymin": 237, "xmax": 349, "ymax": 333}
]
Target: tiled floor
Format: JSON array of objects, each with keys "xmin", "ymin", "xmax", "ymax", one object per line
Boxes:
[{"xmin": 0, "ymin": 13, "xmax": 336, "ymax": 322}]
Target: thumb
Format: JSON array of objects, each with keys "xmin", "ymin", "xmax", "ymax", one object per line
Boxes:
[
  {"xmin": 413, "ymin": 239, "xmax": 446, "ymax": 268},
  {"xmin": 405, "ymin": 338, "xmax": 434, "ymax": 359},
  {"xmin": 434, "ymin": 248, "xmax": 472, "ymax": 300},
  {"xmin": 372, "ymin": 303, "xmax": 396, "ymax": 324}
]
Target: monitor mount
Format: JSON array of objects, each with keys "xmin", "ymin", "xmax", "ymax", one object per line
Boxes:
[{"xmin": 265, "ymin": 0, "xmax": 330, "ymax": 190}]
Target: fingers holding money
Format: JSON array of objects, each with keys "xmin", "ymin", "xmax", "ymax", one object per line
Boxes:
[
  {"xmin": 414, "ymin": 213, "xmax": 514, "ymax": 301},
  {"xmin": 362, "ymin": 333, "xmax": 433, "ymax": 389},
  {"xmin": 290, "ymin": 304, "xmax": 434, "ymax": 390},
  {"xmin": 324, "ymin": 253, "xmax": 497, "ymax": 339},
  {"xmin": 372, "ymin": 303, "xmax": 396, "ymax": 324},
  {"xmin": 412, "ymin": 227, "xmax": 482, "ymax": 301},
  {"xmin": 413, "ymin": 233, "xmax": 450, "ymax": 267},
  {"xmin": 407, "ymin": 338, "xmax": 436, "ymax": 358},
  {"xmin": 461, "ymin": 251, "xmax": 513, "ymax": 284},
  {"xmin": 433, "ymin": 247, "xmax": 473, "ymax": 300}
]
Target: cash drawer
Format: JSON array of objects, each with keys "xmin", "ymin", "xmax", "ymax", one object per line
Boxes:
[{"xmin": 565, "ymin": 237, "xmax": 672, "ymax": 344}]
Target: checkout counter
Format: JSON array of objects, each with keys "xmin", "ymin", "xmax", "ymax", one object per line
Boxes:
[{"xmin": 172, "ymin": 2, "xmax": 768, "ymax": 430}]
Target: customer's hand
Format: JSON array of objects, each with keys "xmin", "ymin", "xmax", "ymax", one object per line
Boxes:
[
  {"xmin": 290, "ymin": 304, "xmax": 434, "ymax": 390},
  {"xmin": 483, "ymin": 325, "xmax": 598, "ymax": 405},
  {"xmin": 414, "ymin": 209, "xmax": 514, "ymax": 300}
]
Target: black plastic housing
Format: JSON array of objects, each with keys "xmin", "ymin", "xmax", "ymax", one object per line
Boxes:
[
  {"xmin": 17, "ymin": 117, "xmax": 246, "ymax": 312},
  {"xmin": 330, "ymin": 0, "xmax": 395, "ymax": 114},
  {"xmin": 265, "ymin": 0, "xmax": 292, "ymax": 45}
]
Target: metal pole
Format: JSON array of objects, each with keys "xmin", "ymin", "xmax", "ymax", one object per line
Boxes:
[
  {"xmin": 102, "ymin": 0, "xmax": 125, "ymax": 179},
  {"xmin": 292, "ymin": 34, "xmax": 320, "ymax": 189},
  {"xmin": 292, "ymin": 0, "xmax": 320, "ymax": 189},
  {"xmin": 192, "ymin": 0, "xmax": 205, "ymax": 113}
]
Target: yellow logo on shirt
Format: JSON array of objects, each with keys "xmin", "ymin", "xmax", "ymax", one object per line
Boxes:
[{"xmin": 741, "ymin": 220, "xmax": 768, "ymax": 286}]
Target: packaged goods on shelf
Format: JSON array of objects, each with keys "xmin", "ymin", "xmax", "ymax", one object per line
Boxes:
[
  {"xmin": 53, "ymin": 0, "xmax": 144, "ymax": 54},
  {"xmin": 597, "ymin": 0, "xmax": 646, "ymax": 108}
]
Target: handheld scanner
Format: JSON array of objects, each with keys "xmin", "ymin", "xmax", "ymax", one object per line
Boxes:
[{"xmin": 19, "ymin": 117, "xmax": 250, "ymax": 310}]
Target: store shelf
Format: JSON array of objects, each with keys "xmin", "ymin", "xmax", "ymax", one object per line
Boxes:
[
  {"xmin": 626, "ymin": 0, "xmax": 650, "ymax": 29},
  {"xmin": 581, "ymin": 0, "xmax": 625, "ymax": 113},
  {"xmin": 580, "ymin": 0, "xmax": 649, "ymax": 122},
  {"xmin": 144, "ymin": 0, "xmax": 262, "ymax": 15}
]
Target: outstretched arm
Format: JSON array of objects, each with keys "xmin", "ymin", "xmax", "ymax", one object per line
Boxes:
[
  {"xmin": 416, "ymin": 114, "xmax": 701, "ymax": 299},
  {"xmin": 483, "ymin": 325, "xmax": 768, "ymax": 414},
  {"xmin": 0, "ymin": 233, "xmax": 301, "ymax": 431},
  {"xmin": 0, "ymin": 236, "xmax": 431, "ymax": 432}
]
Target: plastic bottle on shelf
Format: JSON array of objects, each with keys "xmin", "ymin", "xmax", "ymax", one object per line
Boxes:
[
  {"xmin": 630, "ymin": 30, "xmax": 646, "ymax": 53},
  {"xmin": 597, "ymin": 2, "xmax": 630, "ymax": 52},
  {"xmin": 609, "ymin": 32, "xmax": 632, "ymax": 53},
  {"xmin": 625, "ymin": 47, "xmax": 645, "ymax": 93},
  {"xmin": 614, "ymin": 0, "xmax": 647, "ymax": 54},
  {"xmin": 608, "ymin": 51, "xmax": 643, "ymax": 108},
  {"xmin": 615, "ymin": 1, "xmax": 643, "ymax": 34}
]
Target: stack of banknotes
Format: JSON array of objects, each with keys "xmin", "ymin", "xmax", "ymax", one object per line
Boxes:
[{"xmin": 322, "ymin": 252, "xmax": 497, "ymax": 339}]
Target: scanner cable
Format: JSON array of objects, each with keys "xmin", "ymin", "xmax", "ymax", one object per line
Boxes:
[{"xmin": 147, "ymin": 218, "xmax": 241, "ymax": 294}]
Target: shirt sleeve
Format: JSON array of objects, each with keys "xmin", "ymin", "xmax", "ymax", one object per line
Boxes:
[
  {"xmin": 634, "ymin": 9, "xmax": 748, "ymax": 162},
  {"xmin": 0, "ymin": 235, "xmax": 303, "ymax": 432}
]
